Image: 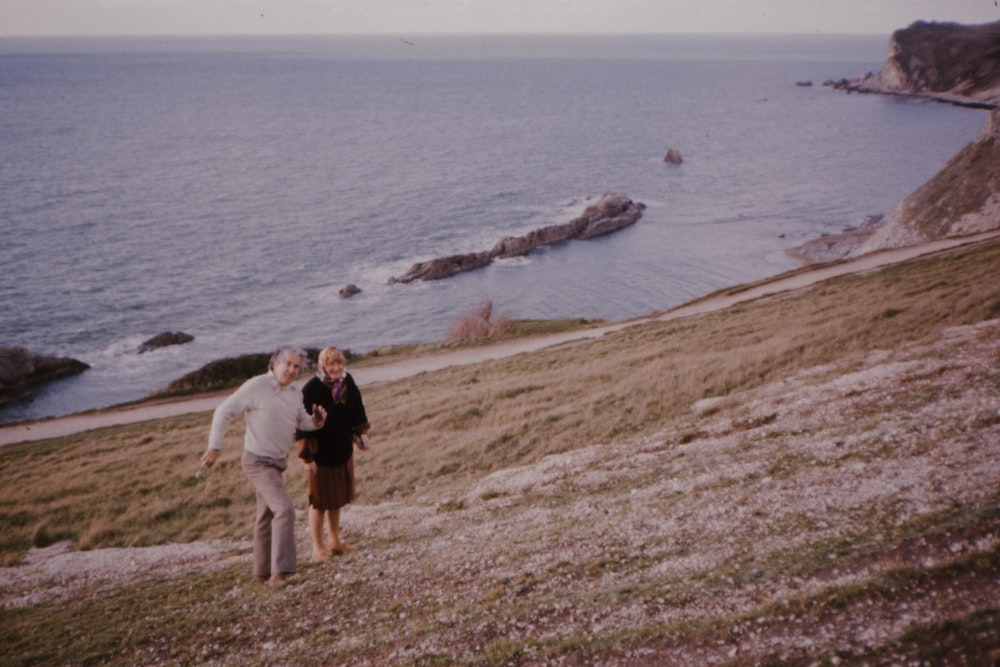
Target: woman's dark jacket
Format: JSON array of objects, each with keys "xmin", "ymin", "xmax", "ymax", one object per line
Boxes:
[{"xmin": 296, "ymin": 373, "xmax": 369, "ymax": 467}]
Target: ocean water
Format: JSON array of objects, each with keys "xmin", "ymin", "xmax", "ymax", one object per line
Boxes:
[{"xmin": 0, "ymin": 34, "xmax": 989, "ymax": 424}]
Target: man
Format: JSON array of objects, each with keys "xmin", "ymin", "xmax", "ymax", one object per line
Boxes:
[{"xmin": 200, "ymin": 346, "xmax": 326, "ymax": 589}]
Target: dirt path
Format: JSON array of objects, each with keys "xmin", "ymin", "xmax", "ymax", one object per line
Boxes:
[{"xmin": 3, "ymin": 230, "xmax": 998, "ymax": 448}]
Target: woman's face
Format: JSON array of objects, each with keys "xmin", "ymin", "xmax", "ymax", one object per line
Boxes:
[{"xmin": 322, "ymin": 359, "xmax": 345, "ymax": 378}]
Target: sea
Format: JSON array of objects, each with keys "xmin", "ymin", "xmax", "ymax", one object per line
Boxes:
[{"xmin": 0, "ymin": 33, "xmax": 989, "ymax": 424}]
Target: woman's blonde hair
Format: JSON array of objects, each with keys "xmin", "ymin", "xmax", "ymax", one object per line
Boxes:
[{"xmin": 318, "ymin": 347, "xmax": 347, "ymax": 368}]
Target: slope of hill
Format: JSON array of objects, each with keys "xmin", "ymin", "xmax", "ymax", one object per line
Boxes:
[{"xmin": 2, "ymin": 237, "xmax": 999, "ymax": 666}]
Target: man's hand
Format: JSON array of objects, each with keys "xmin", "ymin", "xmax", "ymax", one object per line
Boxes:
[
  {"xmin": 311, "ymin": 405, "xmax": 327, "ymax": 428},
  {"xmin": 200, "ymin": 448, "xmax": 220, "ymax": 467}
]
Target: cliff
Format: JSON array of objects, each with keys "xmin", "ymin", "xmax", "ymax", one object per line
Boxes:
[
  {"xmin": 841, "ymin": 19, "xmax": 1000, "ymax": 108},
  {"xmin": 791, "ymin": 107, "xmax": 1000, "ymax": 262},
  {"xmin": 854, "ymin": 107, "xmax": 1000, "ymax": 254}
]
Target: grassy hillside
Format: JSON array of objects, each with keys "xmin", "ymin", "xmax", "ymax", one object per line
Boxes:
[{"xmin": 1, "ymin": 238, "xmax": 999, "ymax": 666}]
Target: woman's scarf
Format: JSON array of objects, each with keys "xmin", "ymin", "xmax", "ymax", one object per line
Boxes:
[{"xmin": 318, "ymin": 370, "xmax": 347, "ymax": 405}]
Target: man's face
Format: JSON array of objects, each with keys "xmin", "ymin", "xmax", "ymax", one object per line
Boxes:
[{"xmin": 272, "ymin": 353, "xmax": 302, "ymax": 387}]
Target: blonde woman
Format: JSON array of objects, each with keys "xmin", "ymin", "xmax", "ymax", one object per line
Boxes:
[{"xmin": 296, "ymin": 347, "xmax": 370, "ymax": 561}]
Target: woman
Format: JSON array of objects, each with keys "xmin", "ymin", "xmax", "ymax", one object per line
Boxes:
[{"xmin": 296, "ymin": 347, "xmax": 370, "ymax": 561}]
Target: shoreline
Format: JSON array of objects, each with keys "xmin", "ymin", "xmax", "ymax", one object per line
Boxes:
[{"xmin": 3, "ymin": 228, "xmax": 998, "ymax": 448}]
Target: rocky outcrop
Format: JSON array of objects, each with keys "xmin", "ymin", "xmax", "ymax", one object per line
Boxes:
[
  {"xmin": 389, "ymin": 192, "xmax": 645, "ymax": 283},
  {"xmin": 138, "ymin": 331, "xmax": 194, "ymax": 354},
  {"xmin": 0, "ymin": 347, "xmax": 89, "ymax": 406},
  {"xmin": 785, "ymin": 215, "xmax": 883, "ymax": 264},
  {"xmin": 827, "ymin": 20, "xmax": 1000, "ymax": 108},
  {"xmin": 389, "ymin": 252, "xmax": 494, "ymax": 284}
]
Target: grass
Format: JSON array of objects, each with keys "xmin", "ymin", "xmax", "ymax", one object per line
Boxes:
[
  {"xmin": 1, "ymin": 238, "xmax": 999, "ymax": 664},
  {"xmin": 2, "ymin": 564, "xmax": 253, "ymax": 666}
]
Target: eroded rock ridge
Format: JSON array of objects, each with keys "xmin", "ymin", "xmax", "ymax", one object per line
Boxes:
[{"xmin": 389, "ymin": 192, "xmax": 645, "ymax": 284}]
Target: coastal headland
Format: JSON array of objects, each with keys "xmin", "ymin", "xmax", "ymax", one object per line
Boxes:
[{"xmin": 826, "ymin": 18, "xmax": 1000, "ymax": 109}]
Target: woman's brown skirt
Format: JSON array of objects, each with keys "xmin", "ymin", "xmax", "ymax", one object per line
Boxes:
[{"xmin": 308, "ymin": 458, "xmax": 355, "ymax": 510}]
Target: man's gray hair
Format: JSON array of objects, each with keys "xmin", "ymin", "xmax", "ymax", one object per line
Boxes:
[{"xmin": 268, "ymin": 345, "xmax": 307, "ymax": 371}]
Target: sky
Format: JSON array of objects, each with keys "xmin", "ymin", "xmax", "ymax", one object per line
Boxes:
[{"xmin": 0, "ymin": 0, "xmax": 998, "ymax": 37}]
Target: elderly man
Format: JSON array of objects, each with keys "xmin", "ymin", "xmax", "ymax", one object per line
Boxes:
[{"xmin": 200, "ymin": 346, "xmax": 326, "ymax": 589}]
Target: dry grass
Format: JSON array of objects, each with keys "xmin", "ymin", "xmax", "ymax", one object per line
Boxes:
[
  {"xmin": 1, "ymin": 239, "xmax": 999, "ymax": 665},
  {"xmin": 446, "ymin": 299, "xmax": 514, "ymax": 342},
  {"xmin": 0, "ymin": 416, "xmax": 256, "ymax": 566}
]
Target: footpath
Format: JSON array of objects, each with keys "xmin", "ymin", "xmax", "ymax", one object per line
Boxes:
[{"xmin": 3, "ymin": 229, "xmax": 998, "ymax": 448}]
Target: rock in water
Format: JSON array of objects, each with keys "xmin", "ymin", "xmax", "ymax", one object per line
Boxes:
[
  {"xmin": 138, "ymin": 331, "xmax": 195, "ymax": 354},
  {"xmin": 339, "ymin": 284, "xmax": 362, "ymax": 299},
  {"xmin": 389, "ymin": 192, "xmax": 645, "ymax": 283},
  {"xmin": 0, "ymin": 346, "xmax": 90, "ymax": 405}
]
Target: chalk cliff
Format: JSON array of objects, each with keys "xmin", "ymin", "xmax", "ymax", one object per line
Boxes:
[
  {"xmin": 836, "ymin": 19, "xmax": 1000, "ymax": 108},
  {"xmin": 854, "ymin": 107, "xmax": 1000, "ymax": 255}
]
